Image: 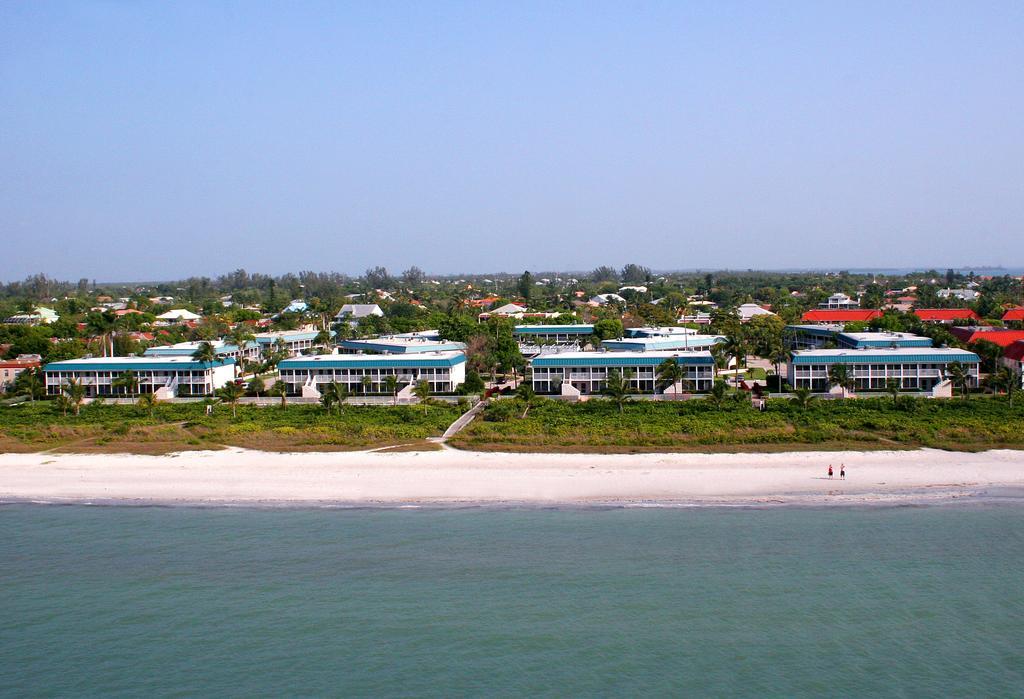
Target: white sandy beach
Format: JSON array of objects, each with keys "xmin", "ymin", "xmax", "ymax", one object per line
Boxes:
[{"xmin": 1, "ymin": 446, "xmax": 1022, "ymax": 506}]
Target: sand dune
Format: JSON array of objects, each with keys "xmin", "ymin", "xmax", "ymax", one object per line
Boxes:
[{"xmin": 1, "ymin": 446, "xmax": 1022, "ymax": 506}]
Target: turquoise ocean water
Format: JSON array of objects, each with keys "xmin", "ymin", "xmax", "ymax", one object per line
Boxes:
[{"xmin": 2, "ymin": 503, "xmax": 1023, "ymax": 696}]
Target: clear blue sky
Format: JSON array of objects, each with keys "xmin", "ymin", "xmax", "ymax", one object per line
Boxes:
[{"xmin": 1, "ymin": 1, "xmax": 1022, "ymax": 282}]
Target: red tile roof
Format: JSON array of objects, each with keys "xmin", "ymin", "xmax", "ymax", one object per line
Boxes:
[
  {"xmin": 0, "ymin": 357, "xmax": 41, "ymax": 369},
  {"xmin": 801, "ymin": 310, "xmax": 882, "ymax": 323},
  {"xmin": 1003, "ymin": 341, "xmax": 1024, "ymax": 362},
  {"xmin": 948, "ymin": 327, "xmax": 1024, "ymax": 348},
  {"xmin": 467, "ymin": 296, "xmax": 501, "ymax": 308},
  {"xmin": 912, "ymin": 309, "xmax": 980, "ymax": 322},
  {"xmin": 1003, "ymin": 308, "xmax": 1024, "ymax": 322}
]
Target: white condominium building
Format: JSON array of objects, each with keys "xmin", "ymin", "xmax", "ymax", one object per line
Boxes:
[
  {"xmin": 254, "ymin": 330, "xmax": 330, "ymax": 357},
  {"xmin": 787, "ymin": 348, "xmax": 980, "ymax": 391},
  {"xmin": 43, "ymin": 356, "xmax": 236, "ymax": 398},
  {"xmin": 278, "ymin": 351, "xmax": 466, "ymax": 395},
  {"xmin": 513, "ymin": 325, "xmax": 595, "ymax": 345},
  {"xmin": 530, "ymin": 350, "xmax": 716, "ymax": 395}
]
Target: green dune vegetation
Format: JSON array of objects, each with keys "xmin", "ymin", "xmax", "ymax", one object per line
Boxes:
[
  {"xmin": 0, "ymin": 401, "xmax": 461, "ymax": 454},
  {"xmin": 3, "ymin": 392, "xmax": 1024, "ymax": 455},
  {"xmin": 448, "ymin": 394, "xmax": 1024, "ymax": 453}
]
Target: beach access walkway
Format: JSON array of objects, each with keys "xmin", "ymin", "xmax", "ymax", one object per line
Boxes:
[{"xmin": 439, "ymin": 400, "xmax": 486, "ymax": 442}]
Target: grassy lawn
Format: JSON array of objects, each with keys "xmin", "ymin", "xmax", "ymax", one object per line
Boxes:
[
  {"xmin": 449, "ymin": 395, "xmax": 1024, "ymax": 453},
  {"xmin": 0, "ymin": 401, "xmax": 462, "ymax": 454}
]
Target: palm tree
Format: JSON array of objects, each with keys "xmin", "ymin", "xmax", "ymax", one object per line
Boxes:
[
  {"xmin": 248, "ymin": 375, "xmax": 265, "ymax": 398},
  {"xmin": 884, "ymin": 377, "xmax": 901, "ymax": 405},
  {"xmin": 111, "ymin": 370, "xmax": 139, "ymax": 403},
  {"xmin": 987, "ymin": 367, "xmax": 1018, "ymax": 406},
  {"xmin": 1007, "ymin": 370, "xmax": 1020, "ymax": 407},
  {"xmin": 85, "ymin": 310, "xmax": 117, "ymax": 357},
  {"xmin": 228, "ymin": 327, "xmax": 256, "ymax": 351},
  {"xmin": 137, "ymin": 392, "xmax": 158, "ymax": 418},
  {"xmin": 769, "ymin": 344, "xmax": 789, "ymax": 386},
  {"xmin": 192, "ymin": 341, "xmax": 217, "ymax": 364},
  {"xmin": 656, "ymin": 357, "xmax": 685, "ymax": 400},
  {"xmin": 972, "ymin": 339, "xmax": 1003, "ymax": 374},
  {"xmin": 63, "ymin": 378, "xmax": 86, "ymax": 416},
  {"xmin": 790, "ymin": 386, "xmax": 815, "ymax": 408},
  {"xmin": 216, "ymin": 382, "xmax": 245, "ymax": 417},
  {"xmin": 828, "ymin": 364, "xmax": 855, "ymax": 397},
  {"xmin": 361, "ymin": 375, "xmax": 373, "ymax": 395},
  {"xmin": 54, "ymin": 393, "xmax": 74, "ymax": 417},
  {"xmin": 516, "ymin": 382, "xmax": 536, "ymax": 418},
  {"xmin": 413, "ymin": 379, "xmax": 431, "ymax": 408},
  {"xmin": 944, "ymin": 361, "xmax": 970, "ymax": 399},
  {"xmin": 268, "ymin": 338, "xmax": 290, "ymax": 367},
  {"xmin": 268, "ymin": 380, "xmax": 288, "ymax": 408},
  {"xmin": 319, "ymin": 383, "xmax": 338, "ymax": 413},
  {"xmin": 383, "ymin": 375, "xmax": 399, "ymax": 405},
  {"xmin": 314, "ymin": 329, "xmax": 333, "ymax": 351},
  {"xmin": 722, "ymin": 335, "xmax": 747, "ymax": 384},
  {"xmin": 708, "ymin": 379, "xmax": 728, "ymax": 407},
  {"xmin": 17, "ymin": 368, "xmax": 44, "ymax": 402},
  {"xmin": 334, "ymin": 382, "xmax": 349, "ymax": 413},
  {"xmin": 602, "ymin": 368, "xmax": 632, "ymax": 413},
  {"xmin": 319, "ymin": 381, "xmax": 349, "ymax": 414}
]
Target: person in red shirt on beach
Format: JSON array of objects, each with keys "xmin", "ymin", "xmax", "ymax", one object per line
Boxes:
[{"xmin": 828, "ymin": 465, "xmax": 833, "ymax": 479}]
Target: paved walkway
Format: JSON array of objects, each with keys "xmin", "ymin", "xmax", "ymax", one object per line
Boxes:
[{"xmin": 439, "ymin": 400, "xmax": 486, "ymax": 441}]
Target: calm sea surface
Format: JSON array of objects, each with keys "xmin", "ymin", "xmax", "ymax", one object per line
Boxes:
[{"xmin": 2, "ymin": 503, "xmax": 1022, "ymax": 697}]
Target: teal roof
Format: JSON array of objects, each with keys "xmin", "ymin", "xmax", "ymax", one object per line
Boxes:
[
  {"xmin": 624, "ymin": 327, "xmax": 697, "ymax": 338},
  {"xmin": 533, "ymin": 353, "xmax": 714, "ymax": 368},
  {"xmin": 837, "ymin": 334, "xmax": 932, "ymax": 349},
  {"xmin": 790, "ymin": 350, "xmax": 979, "ymax": 365},
  {"xmin": 785, "ymin": 325, "xmax": 840, "ymax": 338},
  {"xmin": 514, "ymin": 325, "xmax": 594, "ymax": 335},
  {"xmin": 280, "ymin": 353, "xmax": 466, "ymax": 370},
  {"xmin": 45, "ymin": 357, "xmax": 234, "ymax": 372}
]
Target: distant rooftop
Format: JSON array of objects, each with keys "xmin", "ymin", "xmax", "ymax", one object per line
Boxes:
[
  {"xmin": 144, "ymin": 340, "xmax": 257, "ymax": 356},
  {"xmin": 339, "ymin": 336, "xmax": 466, "ymax": 354},
  {"xmin": 601, "ymin": 335, "xmax": 725, "ymax": 351},
  {"xmin": 625, "ymin": 327, "xmax": 698, "ymax": 337},
  {"xmin": 253, "ymin": 330, "xmax": 327, "ymax": 343},
  {"xmin": 513, "ymin": 324, "xmax": 594, "ymax": 334}
]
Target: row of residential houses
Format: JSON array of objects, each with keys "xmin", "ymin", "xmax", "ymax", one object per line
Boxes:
[{"xmin": 264, "ymin": 301, "xmax": 1024, "ymax": 327}]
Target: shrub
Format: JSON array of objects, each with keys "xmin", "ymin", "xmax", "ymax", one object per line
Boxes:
[{"xmin": 483, "ymin": 399, "xmax": 519, "ymax": 422}]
